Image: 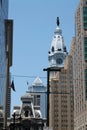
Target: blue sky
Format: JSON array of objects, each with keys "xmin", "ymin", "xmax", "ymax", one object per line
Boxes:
[{"xmin": 8, "ymin": 0, "xmax": 79, "ymax": 112}]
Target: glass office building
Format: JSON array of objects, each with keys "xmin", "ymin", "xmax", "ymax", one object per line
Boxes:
[{"xmin": 0, "ymin": 0, "xmax": 9, "ymax": 107}]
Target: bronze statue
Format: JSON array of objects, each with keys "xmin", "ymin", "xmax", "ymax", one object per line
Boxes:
[{"xmin": 57, "ymin": 17, "xmax": 60, "ymax": 26}]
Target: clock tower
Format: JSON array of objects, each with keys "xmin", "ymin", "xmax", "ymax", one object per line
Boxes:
[{"xmin": 48, "ymin": 17, "xmax": 67, "ymax": 68}]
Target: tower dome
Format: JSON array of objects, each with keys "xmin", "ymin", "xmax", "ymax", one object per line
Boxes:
[
  {"xmin": 48, "ymin": 17, "xmax": 67, "ymax": 68},
  {"xmin": 51, "ymin": 26, "xmax": 64, "ymax": 53}
]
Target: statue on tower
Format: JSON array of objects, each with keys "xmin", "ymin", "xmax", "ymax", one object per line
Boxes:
[{"xmin": 57, "ymin": 17, "xmax": 60, "ymax": 26}]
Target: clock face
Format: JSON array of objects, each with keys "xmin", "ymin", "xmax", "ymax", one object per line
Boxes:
[{"xmin": 56, "ymin": 58, "xmax": 63, "ymax": 64}]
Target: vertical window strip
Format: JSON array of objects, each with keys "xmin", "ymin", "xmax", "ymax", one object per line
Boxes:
[
  {"xmin": 84, "ymin": 37, "xmax": 87, "ymax": 61},
  {"xmin": 85, "ymin": 69, "xmax": 87, "ymax": 100},
  {"xmin": 83, "ymin": 7, "xmax": 87, "ymax": 29}
]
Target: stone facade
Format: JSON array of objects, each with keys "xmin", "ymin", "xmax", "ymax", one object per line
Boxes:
[
  {"xmin": 49, "ymin": 55, "xmax": 74, "ymax": 130},
  {"xmin": 72, "ymin": 0, "xmax": 87, "ymax": 130}
]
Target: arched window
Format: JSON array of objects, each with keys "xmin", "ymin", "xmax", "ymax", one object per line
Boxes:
[
  {"xmin": 64, "ymin": 46, "xmax": 66, "ymax": 52},
  {"xmin": 51, "ymin": 46, "xmax": 54, "ymax": 52},
  {"xmin": 25, "ymin": 110, "xmax": 28, "ymax": 117}
]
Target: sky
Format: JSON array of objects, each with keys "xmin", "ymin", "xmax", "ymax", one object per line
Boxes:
[{"xmin": 8, "ymin": 0, "xmax": 79, "ymax": 112}]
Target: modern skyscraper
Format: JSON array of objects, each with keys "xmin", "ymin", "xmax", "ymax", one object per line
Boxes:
[
  {"xmin": 72, "ymin": 0, "xmax": 87, "ymax": 130},
  {"xmin": 0, "ymin": 1, "xmax": 13, "ymax": 128},
  {"xmin": 0, "ymin": 2, "xmax": 13, "ymax": 125},
  {"xmin": 0, "ymin": 0, "xmax": 9, "ymax": 108}
]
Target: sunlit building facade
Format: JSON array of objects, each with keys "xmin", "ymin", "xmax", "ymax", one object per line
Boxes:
[
  {"xmin": 73, "ymin": 0, "xmax": 87, "ymax": 130},
  {"xmin": 28, "ymin": 77, "xmax": 47, "ymax": 118},
  {"xmin": 49, "ymin": 55, "xmax": 74, "ymax": 130}
]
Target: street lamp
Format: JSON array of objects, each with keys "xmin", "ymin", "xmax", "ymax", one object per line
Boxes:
[
  {"xmin": 18, "ymin": 114, "xmax": 22, "ymax": 130},
  {"xmin": 12, "ymin": 113, "xmax": 16, "ymax": 130},
  {"xmin": 11, "ymin": 113, "xmax": 22, "ymax": 130},
  {"xmin": 43, "ymin": 67, "xmax": 61, "ymax": 127}
]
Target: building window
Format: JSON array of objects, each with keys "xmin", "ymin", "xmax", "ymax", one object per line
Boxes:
[
  {"xmin": 85, "ymin": 69, "xmax": 87, "ymax": 100},
  {"xmin": 51, "ymin": 46, "xmax": 54, "ymax": 52},
  {"xmin": 34, "ymin": 95, "xmax": 40, "ymax": 106},
  {"xmin": 25, "ymin": 110, "xmax": 28, "ymax": 117},
  {"xmin": 84, "ymin": 37, "xmax": 87, "ymax": 61},
  {"xmin": 83, "ymin": 7, "xmax": 87, "ymax": 29}
]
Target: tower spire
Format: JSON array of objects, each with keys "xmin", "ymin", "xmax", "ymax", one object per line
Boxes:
[
  {"xmin": 48, "ymin": 17, "xmax": 67, "ymax": 68},
  {"xmin": 57, "ymin": 17, "xmax": 60, "ymax": 26}
]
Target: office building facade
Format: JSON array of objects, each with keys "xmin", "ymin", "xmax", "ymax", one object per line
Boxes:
[
  {"xmin": 0, "ymin": 0, "xmax": 9, "ymax": 107},
  {"xmin": 49, "ymin": 55, "xmax": 74, "ymax": 130},
  {"xmin": 0, "ymin": 0, "xmax": 13, "ymax": 120},
  {"xmin": 72, "ymin": 0, "xmax": 87, "ymax": 130},
  {"xmin": 28, "ymin": 77, "xmax": 47, "ymax": 118}
]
